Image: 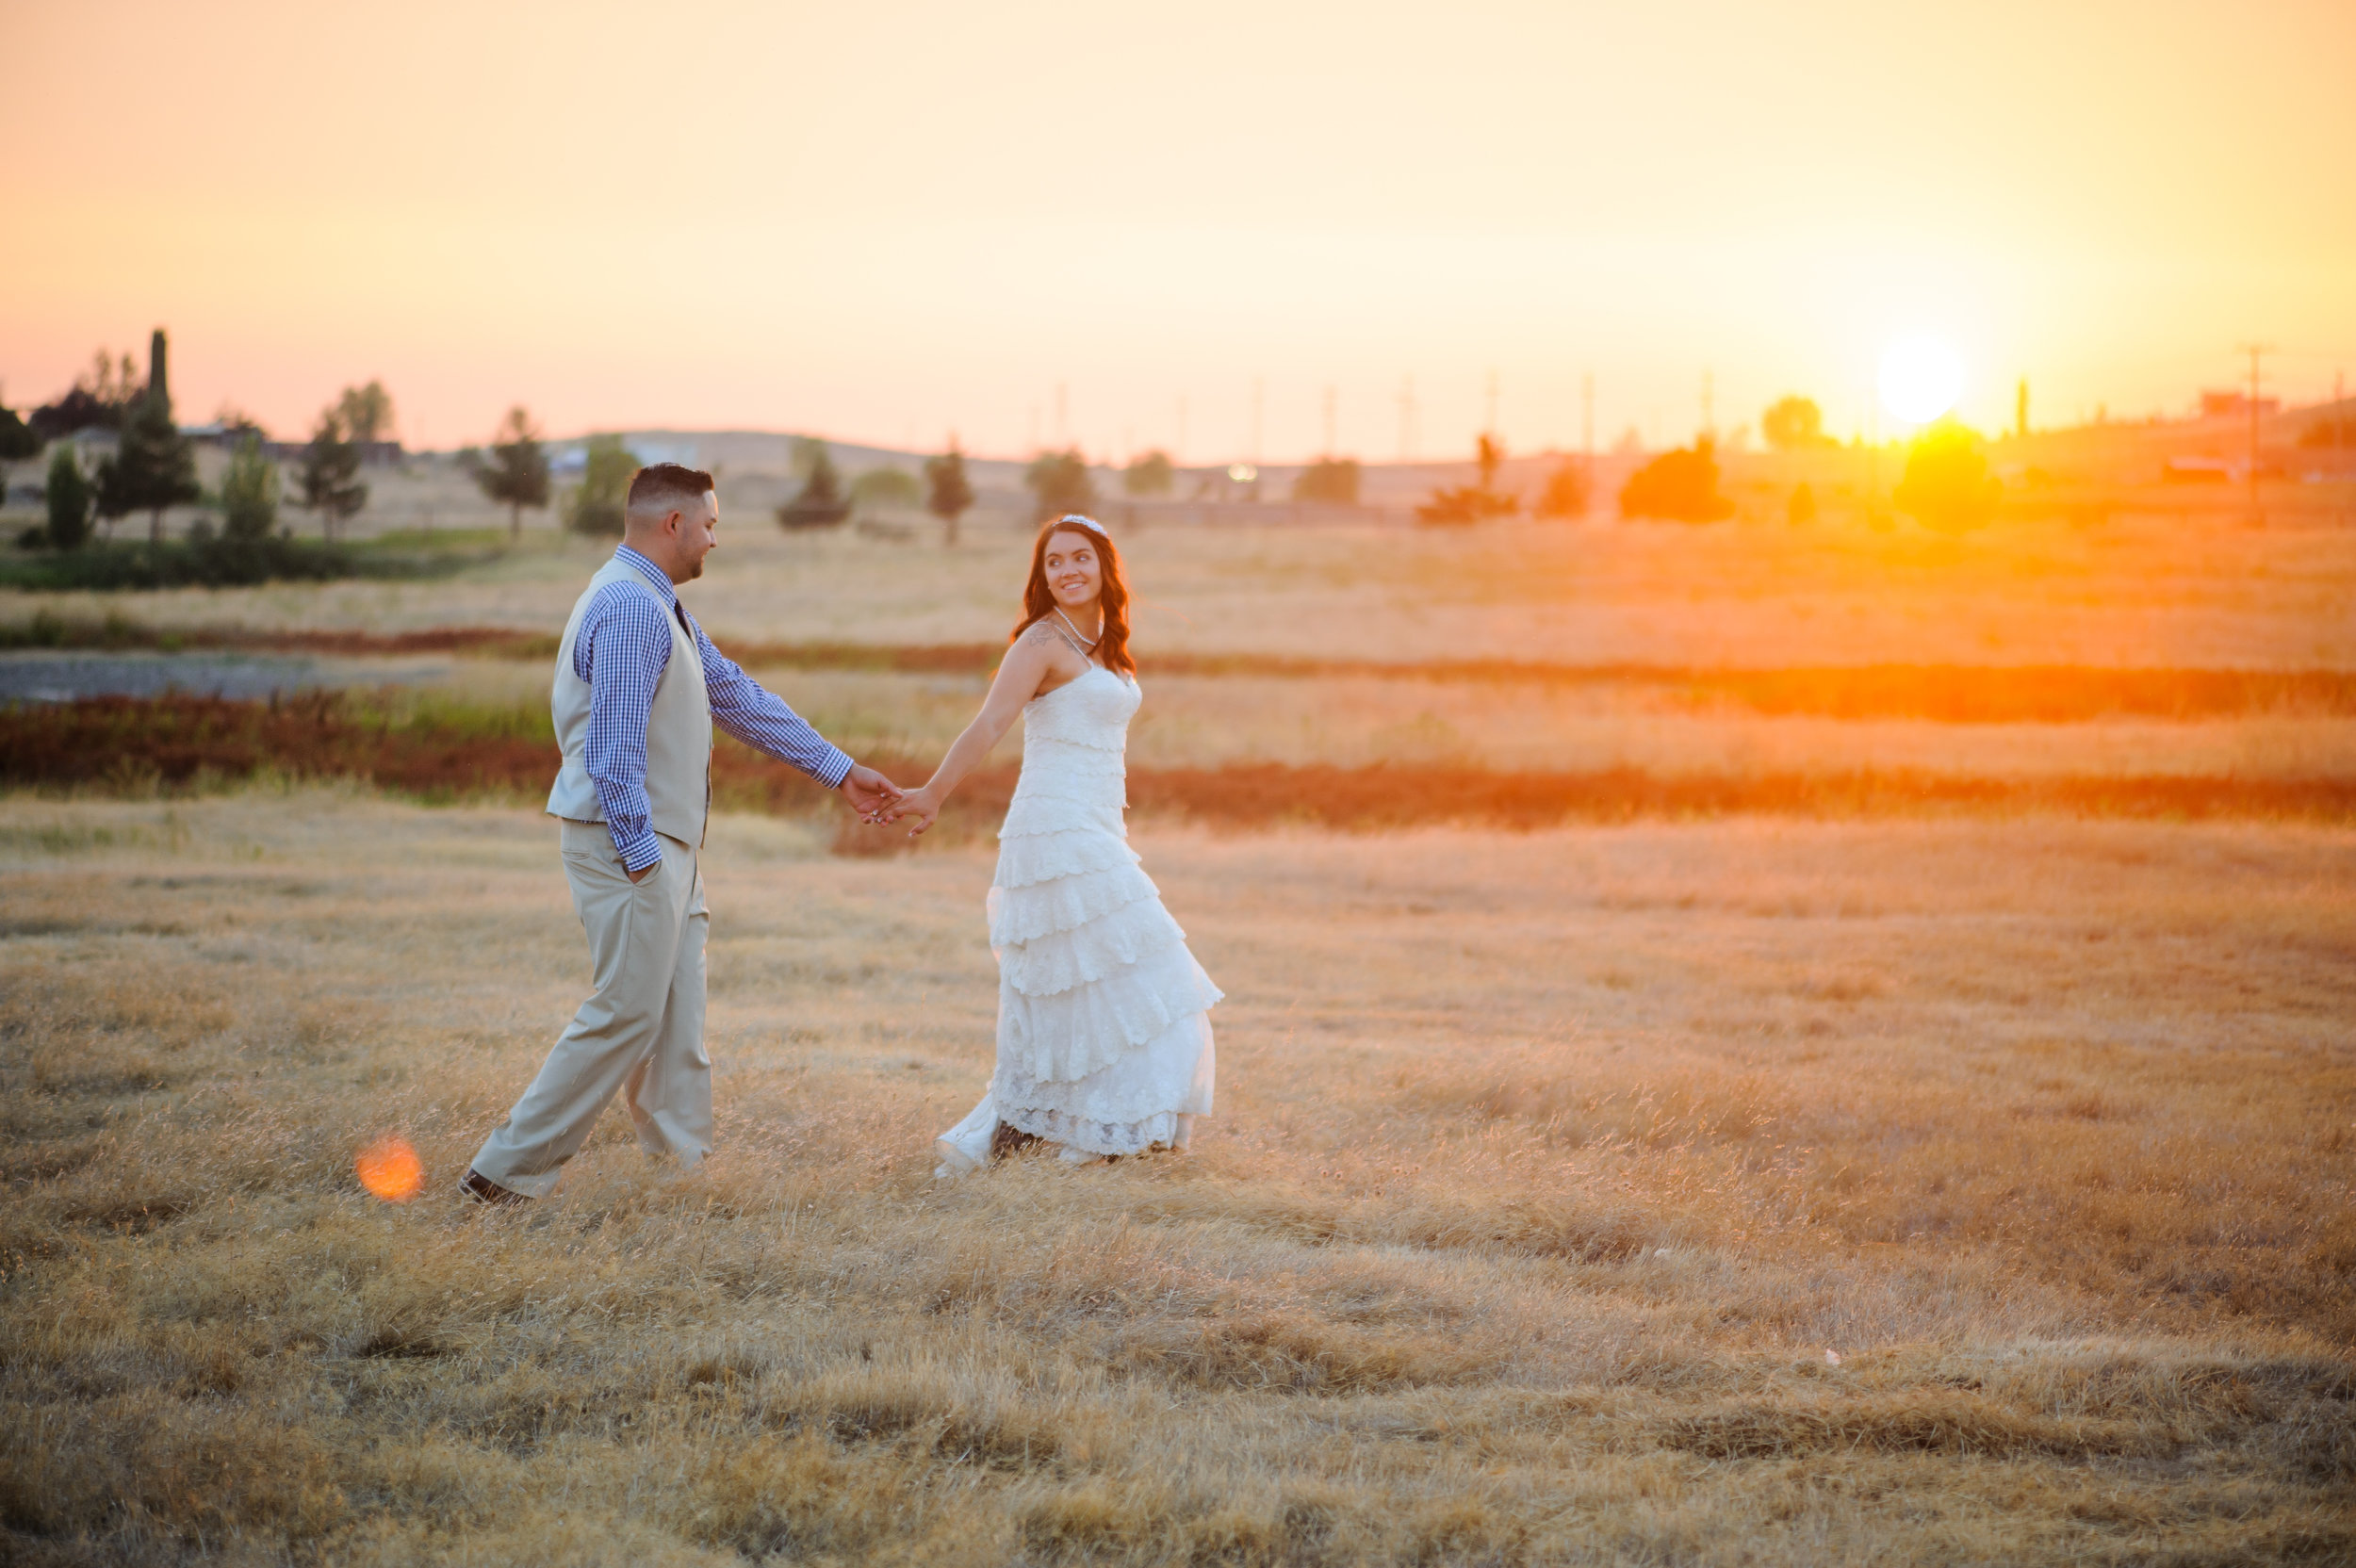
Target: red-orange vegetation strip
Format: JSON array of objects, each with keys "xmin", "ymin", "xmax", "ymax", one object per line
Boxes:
[{"xmin": 8, "ymin": 695, "xmax": 2353, "ymax": 826}]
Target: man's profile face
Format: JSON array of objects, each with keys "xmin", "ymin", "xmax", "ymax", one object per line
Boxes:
[{"xmin": 673, "ymin": 491, "xmax": 719, "ymax": 580}]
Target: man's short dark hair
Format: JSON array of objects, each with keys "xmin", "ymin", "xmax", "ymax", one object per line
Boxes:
[{"xmin": 627, "ymin": 463, "xmax": 715, "ymax": 514}]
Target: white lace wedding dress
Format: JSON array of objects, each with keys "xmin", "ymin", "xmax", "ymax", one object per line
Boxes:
[{"xmin": 935, "ymin": 662, "xmax": 1220, "ymax": 1174}]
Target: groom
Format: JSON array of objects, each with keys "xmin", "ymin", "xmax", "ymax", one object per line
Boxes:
[{"xmin": 461, "ymin": 463, "xmax": 902, "ymax": 1203}]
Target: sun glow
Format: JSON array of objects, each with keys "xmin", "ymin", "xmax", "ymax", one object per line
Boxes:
[{"xmin": 1879, "ymin": 335, "xmax": 1965, "ymax": 427}]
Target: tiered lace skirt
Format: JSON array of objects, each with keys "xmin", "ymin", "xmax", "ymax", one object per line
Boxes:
[{"xmin": 935, "ymin": 735, "xmax": 1219, "ymax": 1174}]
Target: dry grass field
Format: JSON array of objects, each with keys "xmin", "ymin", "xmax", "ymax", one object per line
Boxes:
[
  {"xmin": 5, "ymin": 511, "xmax": 2355, "ymax": 1562},
  {"xmin": 3, "ymin": 790, "xmax": 2352, "ymax": 1566}
]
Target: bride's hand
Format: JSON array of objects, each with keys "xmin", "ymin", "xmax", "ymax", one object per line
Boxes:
[{"xmin": 889, "ymin": 787, "xmax": 942, "ymax": 838}]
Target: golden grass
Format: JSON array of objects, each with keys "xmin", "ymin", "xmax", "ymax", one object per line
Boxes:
[
  {"xmin": 10, "ymin": 511, "xmax": 2356, "ymax": 667},
  {"xmin": 4, "ymin": 790, "xmax": 2351, "ymax": 1564}
]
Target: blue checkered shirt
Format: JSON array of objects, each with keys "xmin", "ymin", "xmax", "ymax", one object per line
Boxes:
[{"xmin": 576, "ymin": 546, "xmax": 852, "ymax": 870}]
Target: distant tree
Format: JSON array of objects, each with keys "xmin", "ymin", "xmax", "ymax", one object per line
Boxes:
[
  {"xmin": 29, "ymin": 349, "xmax": 140, "ymax": 446},
  {"xmin": 335, "ymin": 380, "xmax": 396, "ymax": 448},
  {"xmin": 777, "ymin": 441, "xmax": 851, "ymax": 530},
  {"xmin": 95, "ymin": 378, "xmax": 200, "ymax": 546},
  {"xmin": 924, "ymin": 442, "xmax": 975, "ymax": 546},
  {"xmin": 1761, "ymin": 395, "xmax": 1833, "ymax": 452},
  {"xmin": 849, "ymin": 466, "xmax": 922, "ymax": 514},
  {"xmin": 1293, "ymin": 457, "xmax": 1360, "ymax": 505},
  {"xmin": 1892, "ymin": 423, "xmax": 2001, "ymax": 533},
  {"xmin": 1618, "ymin": 439, "xmax": 1734, "ymax": 522},
  {"xmin": 1024, "ymin": 449, "xmax": 1095, "ymax": 520},
  {"xmin": 1416, "ymin": 434, "xmax": 1517, "ymax": 526},
  {"xmin": 474, "ymin": 406, "xmax": 551, "ymax": 539},
  {"xmin": 0, "ymin": 397, "xmax": 39, "ymax": 463},
  {"xmin": 43, "ymin": 446, "xmax": 93, "ymax": 551},
  {"xmin": 1533, "ymin": 459, "xmax": 1589, "ymax": 519},
  {"xmin": 220, "ymin": 433, "xmax": 281, "ymax": 541},
  {"xmin": 295, "ymin": 409, "xmax": 368, "ymax": 541},
  {"xmin": 1786, "ymin": 482, "xmax": 1818, "ymax": 526},
  {"xmin": 565, "ymin": 433, "xmax": 641, "ymax": 536},
  {"xmin": 88, "ymin": 347, "xmax": 141, "ymax": 402},
  {"xmin": 1123, "ymin": 449, "xmax": 1174, "ymax": 497}
]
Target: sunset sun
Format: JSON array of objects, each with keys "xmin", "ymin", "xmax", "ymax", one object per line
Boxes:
[{"xmin": 1879, "ymin": 335, "xmax": 1965, "ymax": 427}]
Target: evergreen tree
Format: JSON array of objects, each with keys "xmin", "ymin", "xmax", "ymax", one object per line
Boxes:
[
  {"xmin": 777, "ymin": 441, "xmax": 851, "ymax": 530},
  {"xmin": 95, "ymin": 378, "xmax": 200, "ymax": 545},
  {"xmin": 221, "ymin": 433, "xmax": 281, "ymax": 541},
  {"xmin": 297, "ymin": 409, "xmax": 368, "ymax": 541},
  {"xmin": 1416, "ymin": 435, "xmax": 1518, "ymax": 526},
  {"xmin": 924, "ymin": 443, "xmax": 975, "ymax": 546},
  {"xmin": 44, "ymin": 446, "xmax": 92, "ymax": 551},
  {"xmin": 474, "ymin": 406, "xmax": 550, "ymax": 539}
]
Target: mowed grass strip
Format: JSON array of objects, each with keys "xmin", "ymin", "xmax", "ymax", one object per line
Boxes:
[{"xmin": 8, "ymin": 694, "xmax": 2356, "ymax": 835}]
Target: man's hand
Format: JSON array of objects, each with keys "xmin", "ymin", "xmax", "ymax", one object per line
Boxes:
[
  {"xmin": 838, "ymin": 763, "xmax": 905, "ymax": 823},
  {"xmin": 627, "ymin": 862, "xmax": 656, "ymax": 884}
]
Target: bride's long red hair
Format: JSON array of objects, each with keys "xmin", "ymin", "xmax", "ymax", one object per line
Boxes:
[{"xmin": 1010, "ymin": 514, "xmax": 1135, "ymax": 676}]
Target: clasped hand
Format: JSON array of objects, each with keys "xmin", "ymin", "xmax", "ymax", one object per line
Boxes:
[{"xmin": 839, "ymin": 764, "xmax": 942, "ymax": 837}]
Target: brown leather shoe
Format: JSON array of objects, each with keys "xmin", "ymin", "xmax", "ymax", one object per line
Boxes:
[
  {"xmin": 989, "ymin": 1121, "xmax": 1044, "ymax": 1162},
  {"xmin": 459, "ymin": 1168, "xmax": 530, "ymax": 1205}
]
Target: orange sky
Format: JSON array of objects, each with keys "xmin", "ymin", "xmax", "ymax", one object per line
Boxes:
[{"xmin": 4, "ymin": 0, "xmax": 2351, "ymax": 461}]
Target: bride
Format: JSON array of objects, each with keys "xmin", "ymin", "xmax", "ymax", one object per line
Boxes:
[{"xmin": 887, "ymin": 514, "xmax": 1220, "ymax": 1173}]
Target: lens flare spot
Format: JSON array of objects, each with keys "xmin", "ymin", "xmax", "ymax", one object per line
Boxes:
[{"xmin": 356, "ymin": 1135, "xmax": 423, "ymax": 1201}]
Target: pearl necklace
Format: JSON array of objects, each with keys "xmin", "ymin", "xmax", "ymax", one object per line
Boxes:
[{"xmin": 1054, "ymin": 608, "xmax": 1101, "ymax": 648}]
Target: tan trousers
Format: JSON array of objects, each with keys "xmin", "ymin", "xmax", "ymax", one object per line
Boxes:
[{"xmin": 470, "ymin": 822, "xmax": 710, "ymax": 1198}]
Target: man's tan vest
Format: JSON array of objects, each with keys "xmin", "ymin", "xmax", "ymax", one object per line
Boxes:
[{"xmin": 546, "ymin": 557, "xmax": 712, "ymax": 846}]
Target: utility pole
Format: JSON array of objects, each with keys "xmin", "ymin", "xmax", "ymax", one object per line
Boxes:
[
  {"xmin": 2238, "ymin": 343, "xmax": 2272, "ymax": 525},
  {"xmin": 2016, "ymin": 378, "xmax": 2029, "ymax": 440}
]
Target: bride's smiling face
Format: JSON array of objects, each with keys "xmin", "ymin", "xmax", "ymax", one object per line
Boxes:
[{"xmin": 1043, "ymin": 531, "xmax": 1102, "ymax": 611}]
